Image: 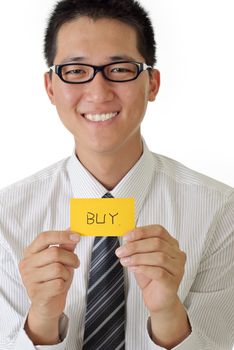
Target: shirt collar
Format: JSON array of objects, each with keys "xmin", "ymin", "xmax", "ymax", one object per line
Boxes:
[{"xmin": 66, "ymin": 139, "xmax": 155, "ymax": 219}]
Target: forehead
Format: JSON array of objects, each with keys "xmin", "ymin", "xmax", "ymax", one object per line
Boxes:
[{"xmin": 55, "ymin": 16, "xmax": 143, "ymax": 64}]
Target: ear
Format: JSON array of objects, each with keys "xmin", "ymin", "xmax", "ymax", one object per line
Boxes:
[
  {"xmin": 148, "ymin": 69, "xmax": 160, "ymax": 102},
  {"xmin": 44, "ymin": 72, "xmax": 55, "ymax": 105}
]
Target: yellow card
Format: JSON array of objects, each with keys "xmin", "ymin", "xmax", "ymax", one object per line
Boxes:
[{"xmin": 70, "ymin": 198, "xmax": 135, "ymax": 236}]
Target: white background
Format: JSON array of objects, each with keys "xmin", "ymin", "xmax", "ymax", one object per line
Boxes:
[{"xmin": 0, "ymin": 0, "xmax": 233, "ymax": 189}]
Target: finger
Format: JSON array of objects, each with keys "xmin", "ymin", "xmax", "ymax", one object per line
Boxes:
[
  {"xmin": 24, "ymin": 231, "xmax": 80, "ymax": 256},
  {"xmin": 124, "ymin": 225, "xmax": 179, "ymax": 247},
  {"xmin": 120, "ymin": 252, "xmax": 178, "ymax": 276},
  {"xmin": 59, "ymin": 243, "xmax": 78, "ymax": 252},
  {"xmin": 60, "ymin": 228, "xmax": 79, "ymax": 251},
  {"xmin": 27, "ymin": 263, "xmax": 71, "ymax": 284},
  {"xmin": 48, "ymin": 227, "xmax": 77, "ymax": 248},
  {"xmin": 116, "ymin": 237, "xmax": 179, "ymax": 259},
  {"xmin": 22, "ymin": 246, "xmax": 80, "ymax": 269},
  {"xmin": 129, "ymin": 265, "xmax": 175, "ymax": 282},
  {"xmin": 29, "ymin": 279, "xmax": 70, "ymax": 300}
]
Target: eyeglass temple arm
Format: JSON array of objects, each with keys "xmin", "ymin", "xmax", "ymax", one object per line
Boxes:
[
  {"xmin": 49, "ymin": 65, "xmax": 56, "ymax": 72},
  {"xmin": 142, "ymin": 63, "xmax": 153, "ymax": 70}
]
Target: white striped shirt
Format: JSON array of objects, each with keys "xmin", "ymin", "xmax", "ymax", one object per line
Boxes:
[{"xmin": 0, "ymin": 141, "xmax": 234, "ymax": 350}]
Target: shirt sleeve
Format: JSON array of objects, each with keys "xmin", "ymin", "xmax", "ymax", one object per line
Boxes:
[
  {"xmin": 0, "ymin": 238, "xmax": 68, "ymax": 350},
  {"xmin": 146, "ymin": 192, "xmax": 234, "ymax": 350},
  {"xmin": 13, "ymin": 314, "xmax": 69, "ymax": 350},
  {"xmin": 146, "ymin": 316, "xmax": 217, "ymax": 350}
]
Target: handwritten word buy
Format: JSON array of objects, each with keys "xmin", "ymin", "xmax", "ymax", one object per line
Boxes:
[{"xmin": 87, "ymin": 212, "xmax": 119, "ymax": 225}]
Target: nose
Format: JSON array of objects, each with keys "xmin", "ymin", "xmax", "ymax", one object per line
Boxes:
[{"xmin": 84, "ymin": 70, "xmax": 114, "ymax": 103}]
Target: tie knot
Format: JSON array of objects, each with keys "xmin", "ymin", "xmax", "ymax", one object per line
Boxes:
[{"xmin": 102, "ymin": 192, "xmax": 114, "ymax": 198}]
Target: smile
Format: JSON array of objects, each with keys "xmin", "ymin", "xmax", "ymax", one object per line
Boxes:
[{"xmin": 82, "ymin": 112, "xmax": 119, "ymax": 122}]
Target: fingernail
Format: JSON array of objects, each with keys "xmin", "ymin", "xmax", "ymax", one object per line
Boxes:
[
  {"xmin": 115, "ymin": 247, "xmax": 124, "ymax": 257},
  {"xmin": 69, "ymin": 234, "xmax": 80, "ymax": 242}
]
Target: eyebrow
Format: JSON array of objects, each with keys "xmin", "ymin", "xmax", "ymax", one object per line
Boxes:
[
  {"xmin": 109, "ymin": 55, "xmax": 136, "ymax": 62},
  {"xmin": 60, "ymin": 55, "xmax": 137, "ymax": 64},
  {"xmin": 60, "ymin": 57, "xmax": 86, "ymax": 64}
]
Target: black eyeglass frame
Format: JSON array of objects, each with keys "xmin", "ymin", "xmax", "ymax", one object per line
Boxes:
[{"xmin": 49, "ymin": 61, "xmax": 153, "ymax": 84}]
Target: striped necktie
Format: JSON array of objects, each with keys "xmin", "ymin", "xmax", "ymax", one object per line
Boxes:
[{"xmin": 82, "ymin": 193, "xmax": 125, "ymax": 350}]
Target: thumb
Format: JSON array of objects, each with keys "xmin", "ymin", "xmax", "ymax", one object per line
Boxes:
[{"xmin": 60, "ymin": 228, "xmax": 80, "ymax": 252}]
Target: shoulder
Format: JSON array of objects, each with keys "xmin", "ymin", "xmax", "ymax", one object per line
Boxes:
[
  {"xmin": 0, "ymin": 156, "xmax": 71, "ymax": 229},
  {"xmin": 151, "ymin": 152, "xmax": 234, "ymax": 200},
  {"xmin": 0, "ymin": 157, "xmax": 70, "ymax": 201},
  {"xmin": 0, "ymin": 157, "xmax": 72, "ymax": 254}
]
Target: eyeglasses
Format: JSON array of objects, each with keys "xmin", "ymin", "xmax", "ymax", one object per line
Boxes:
[{"xmin": 49, "ymin": 61, "xmax": 152, "ymax": 84}]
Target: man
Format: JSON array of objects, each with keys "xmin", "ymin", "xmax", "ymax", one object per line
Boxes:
[{"xmin": 0, "ymin": 0, "xmax": 233, "ymax": 349}]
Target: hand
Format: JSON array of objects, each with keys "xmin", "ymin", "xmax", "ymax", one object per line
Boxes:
[
  {"xmin": 116, "ymin": 225, "xmax": 186, "ymax": 313},
  {"xmin": 19, "ymin": 230, "xmax": 80, "ymax": 344},
  {"xmin": 116, "ymin": 225, "xmax": 190, "ymax": 348}
]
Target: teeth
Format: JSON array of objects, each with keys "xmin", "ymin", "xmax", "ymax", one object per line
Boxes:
[{"xmin": 84, "ymin": 112, "xmax": 118, "ymax": 122}]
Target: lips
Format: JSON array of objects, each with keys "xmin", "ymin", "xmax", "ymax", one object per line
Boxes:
[{"xmin": 82, "ymin": 112, "xmax": 119, "ymax": 122}]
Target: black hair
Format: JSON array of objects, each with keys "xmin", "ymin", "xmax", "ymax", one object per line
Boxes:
[{"xmin": 44, "ymin": 0, "xmax": 156, "ymax": 68}]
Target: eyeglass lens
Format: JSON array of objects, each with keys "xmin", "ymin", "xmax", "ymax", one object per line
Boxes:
[{"xmin": 60, "ymin": 62, "xmax": 139, "ymax": 82}]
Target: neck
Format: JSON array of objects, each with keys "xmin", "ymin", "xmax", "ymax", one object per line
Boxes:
[{"xmin": 75, "ymin": 137, "xmax": 143, "ymax": 190}]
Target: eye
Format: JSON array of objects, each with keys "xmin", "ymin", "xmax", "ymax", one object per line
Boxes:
[
  {"xmin": 65, "ymin": 69, "xmax": 85, "ymax": 76},
  {"xmin": 111, "ymin": 67, "xmax": 132, "ymax": 73},
  {"xmin": 107, "ymin": 63, "xmax": 137, "ymax": 78},
  {"xmin": 61, "ymin": 64, "xmax": 90, "ymax": 78}
]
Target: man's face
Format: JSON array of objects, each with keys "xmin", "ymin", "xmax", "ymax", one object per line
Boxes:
[{"xmin": 45, "ymin": 17, "xmax": 160, "ymax": 158}]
